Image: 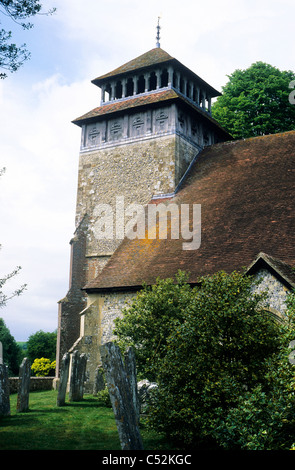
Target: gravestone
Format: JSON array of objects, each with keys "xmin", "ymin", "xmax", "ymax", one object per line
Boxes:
[
  {"xmin": 57, "ymin": 352, "xmax": 70, "ymax": 406},
  {"xmin": 124, "ymin": 346, "xmax": 140, "ymax": 424},
  {"xmin": 17, "ymin": 357, "xmax": 31, "ymax": 412},
  {"xmin": 93, "ymin": 365, "xmax": 105, "ymax": 396},
  {"xmin": 69, "ymin": 350, "xmax": 87, "ymax": 401},
  {"xmin": 100, "ymin": 341, "xmax": 144, "ymax": 450},
  {"xmin": 137, "ymin": 379, "xmax": 158, "ymax": 414},
  {"xmin": 0, "ymin": 364, "xmax": 10, "ymax": 416},
  {"xmin": 0, "ymin": 341, "xmax": 3, "ymax": 365}
]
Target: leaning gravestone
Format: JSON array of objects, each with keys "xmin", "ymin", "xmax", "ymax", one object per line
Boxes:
[
  {"xmin": 69, "ymin": 351, "xmax": 87, "ymax": 402},
  {"xmin": 93, "ymin": 365, "xmax": 105, "ymax": 396},
  {"xmin": 57, "ymin": 352, "xmax": 70, "ymax": 406},
  {"xmin": 100, "ymin": 341, "xmax": 144, "ymax": 450},
  {"xmin": 17, "ymin": 357, "xmax": 31, "ymax": 412},
  {"xmin": 124, "ymin": 346, "xmax": 140, "ymax": 424},
  {"xmin": 0, "ymin": 363, "xmax": 10, "ymax": 416}
]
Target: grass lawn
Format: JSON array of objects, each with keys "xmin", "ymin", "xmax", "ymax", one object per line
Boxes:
[{"xmin": 0, "ymin": 390, "xmax": 171, "ymax": 451}]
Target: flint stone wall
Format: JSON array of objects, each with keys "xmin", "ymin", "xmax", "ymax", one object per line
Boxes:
[
  {"xmin": 9, "ymin": 377, "xmax": 54, "ymax": 394},
  {"xmin": 252, "ymin": 268, "xmax": 290, "ymax": 317}
]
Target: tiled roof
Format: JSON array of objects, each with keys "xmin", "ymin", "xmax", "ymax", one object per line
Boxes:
[
  {"xmin": 84, "ymin": 130, "xmax": 295, "ymax": 291},
  {"xmin": 72, "ymin": 89, "xmax": 177, "ymax": 124},
  {"xmin": 246, "ymin": 252, "xmax": 295, "ymax": 288},
  {"xmin": 72, "ymin": 88, "xmax": 231, "ymax": 138},
  {"xmin": 93, "ymin": 48, "xmax": 174, "ymax": 82},
  {"xmin": 91, "ymin": 47, "xmax": 221, "ymax": 97}
]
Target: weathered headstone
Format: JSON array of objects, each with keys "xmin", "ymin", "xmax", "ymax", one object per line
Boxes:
[
  {"xmin": 0, "ymin": 364, "xmax": 10, "ymax": 416},
  {"xmin": 100, "ymin": 341, "xmax": 144, "ymax": 450},
  {"xmin": 69, "ymin": 350, "xmax": 87, "ymax": 401},
  {"xmin": 0, "ymin": 341, "xmax": 3, "ymax": 365},
  {"xmin": 57, "ymin": 352, "xmax": 70, "ymax": 406},
  {"xmin": 124, "ymin": 346, "xmax": 140, "ymax": 424},
  {"xmin": 17, "ymin": 357, "xmax": 31, "ymax": 412},
  {"xmin": 93, "ymin": 365, "xmax": 105, "ymax": 396},
  {"xmin": 137, "ymin": 379, "xmax": 158, "ymax": 414}
]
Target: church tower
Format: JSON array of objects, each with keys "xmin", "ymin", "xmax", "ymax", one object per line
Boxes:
[{"xmin": 56, "ymin": 39, "xmax": 231, "ymax": 375}]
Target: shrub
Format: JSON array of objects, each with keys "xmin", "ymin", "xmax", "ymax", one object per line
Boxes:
[
  {"xmin": 31, "ymin": 357, "xmax": 56, "ymax": 377},
  {"xmin": 115, "ymin": 270, "xmax": 295, "ymax": 449},
  {"xmin": 96, "ymin": 387, "xmax": 112, "ymax": 408}
]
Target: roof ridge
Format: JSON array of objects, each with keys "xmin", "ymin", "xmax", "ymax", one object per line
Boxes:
[
  {"xmin": 246, "ymin": 252, "xmax": 295, "ymax": 288},
  {"xmin": 211, "ymin": 129, "xmax": 295, "ymax": 149},
  {"xmin": 92, "ymin": 48, "xmax": 174, "ymax": 83}
]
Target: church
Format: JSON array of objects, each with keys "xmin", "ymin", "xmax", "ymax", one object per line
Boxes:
[{"xmin": 55, "ymin": 36, "xmax": 295, "ymax": 391}]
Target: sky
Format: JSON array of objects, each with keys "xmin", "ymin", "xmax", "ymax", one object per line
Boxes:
[{"xmin": 0, "ymin": 0, "xmax": 294, "ymax": 341}]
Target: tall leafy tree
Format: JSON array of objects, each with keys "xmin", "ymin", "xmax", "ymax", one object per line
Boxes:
[
  {"xmin": 0, "ymin": 317, "xmax": 22, "ymax": 374},
  {"xmin": 212, "ymin": 62, "xmax": 295, "ymax": 139},
  {"xmin": 27, "ymin": 329, "xmax": 57, "ymax": 363},
  {"xmin": 0, "ymin": 0, "xmax": 56, "ymax": 78}
]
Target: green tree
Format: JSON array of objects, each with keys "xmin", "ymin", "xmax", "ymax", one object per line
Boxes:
[
  {"xmin": 212, "ymin": 62, "xmax": 295, "ymax": 139},
  {"xmin": 0, "ymin": 317, "xmax": 22, "ymax": 375},
  {"xmin": 211, "ymin": 292, "xmax": 295, "ymax": 450},
  {"xmin": 114, "ymin": 270, "xmax": 193, "ymax": 381},
  {"xmin": 27, "ymin": 329, "xmax": 57, "ymax": 363},
  {"xmin": 0, "ymin": 0, "xmax": 56, "ymax": 78},
  {"xmin": 115, "ymin": 270, "xmax": 295, "ymax": 449}
]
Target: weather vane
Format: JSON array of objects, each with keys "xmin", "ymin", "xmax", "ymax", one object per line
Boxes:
[{"xmin": 156, "ymin": 17, "xmax": 161, "ymax": 48}]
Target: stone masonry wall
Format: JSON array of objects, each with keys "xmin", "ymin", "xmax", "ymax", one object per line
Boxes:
[
  {"xmin": 9, "ymin": 377, "xmax": 54, "ymax": 394},
  {"xmin": 252, "ymin": 268, "xmax": 290, "ymax": 317},
  {"xmin": 76, "ymin": 133, "xmax": 200, "ymax": 258},
  {"xmin": 73, "ymin": 291, "xmax": 135, "ymax": 392},
  {"xmin": 56, "ymin": 216, "xmax": 88, "ymax": 374}
]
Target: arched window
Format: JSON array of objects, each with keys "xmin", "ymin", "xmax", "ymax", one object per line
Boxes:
[
  {"xmin": 126, "ymin": 77, "xmax": 134, "ymax": 97},
  {"xmin": 149, "ymin": 71, "xmax": 157, "ymax": 91},
  {"xmin": 105, "ymin": 83, "xmax": 112, "ymax": 101},
  {"xmin": 186, "ymin": 81, "xmax": 190, "ymax": 99},
  {"xmin": 137, "ymin": 75, "xmax": 145, "ymax": 94},
  {"xmin": 264, "ymin": 307, "xmax": 285, "ymax": 323},
  {"xmin": 192, "ymin": 85, "xmax": 197, "ymax": 103},
  {"xmin": 179, "ymin": 77, "xmax": 184, "ymax": 94},
  {"xmin": 115, "ymin": 81, "xmax": 122, "ymax": 99},
  {"xmin": 172, "ymin": 72, "xmax": 177, "ymax": 88},
  {"xmin": 161, "ymin": 69, "xmax": 168, "ymax": 88}
]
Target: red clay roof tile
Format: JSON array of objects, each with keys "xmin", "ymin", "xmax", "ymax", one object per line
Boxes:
[
  {"xmin": 84, "ymin": 130, "xmax": 295, "ymax": 291},
  {"xmin": 93, "ymin": 48, "xmax": 174, "ymax": 82},
  {"xmin": 91, "ymin": 48, "xmax": 221, "ymax": 97},
  {"xmin": 72, "ymin": 88, "xmax": 230, "ymax": 137}
]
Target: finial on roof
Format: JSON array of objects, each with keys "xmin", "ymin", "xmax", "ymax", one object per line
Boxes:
[{"xmin": 156, "ymin": 17, "xmax": 161, "ymax": 48}]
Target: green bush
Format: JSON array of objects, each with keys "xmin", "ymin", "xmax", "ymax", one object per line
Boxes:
[
  {"xmin": 31, "ymin": 357, "xmax": 56, "ymax": 376},
  {"xmin": 115, "ymin": 270, "xmax": 295, "ymax": 449},
  {"xmin": 96, "ymin": 387, "xmax": 112, "ymax": 408}
]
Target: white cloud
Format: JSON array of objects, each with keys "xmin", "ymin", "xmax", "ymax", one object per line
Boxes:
[{"xmin": 0, "ymin": 71, "xmax": 98, "ymax": 340}]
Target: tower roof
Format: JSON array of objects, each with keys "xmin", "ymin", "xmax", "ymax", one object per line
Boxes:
[
  {"xmin": 92, "ymin": 48, "xmax": 174, "ymax": 84},
  {"xmin": 91, "ymin": 47, "xmax": 221, "ymax": 98}
]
